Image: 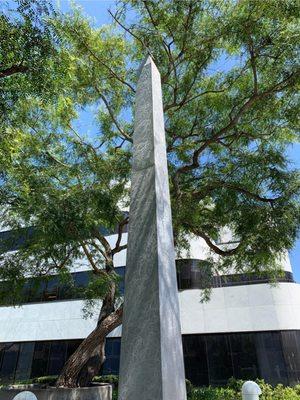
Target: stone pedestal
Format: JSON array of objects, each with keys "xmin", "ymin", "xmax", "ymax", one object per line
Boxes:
[
  {"xmin": 0, "ymin": 385, "xmax": 112, "ymax": 400},
  {"xmin": 118, "ymin": 56, "xmax": 187, "ymax": 400}
]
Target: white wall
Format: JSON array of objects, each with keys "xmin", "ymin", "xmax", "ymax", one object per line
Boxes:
[{"xmin": 1, "ymin": 282, "xmax": 300, "ymax": 343}]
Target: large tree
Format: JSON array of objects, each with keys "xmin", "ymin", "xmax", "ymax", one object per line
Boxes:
[{"xmin": 0, "ymin": 0, "xmax": 299, "ymax": 387}]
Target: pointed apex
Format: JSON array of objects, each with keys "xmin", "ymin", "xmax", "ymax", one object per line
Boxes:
[
  {"xmin": 143, "ymin": 55, "xmax": 154, "ymax": 67},
  {"xmin": 137, "ymin": 54, "xmax": 157, "ymax": 78}
]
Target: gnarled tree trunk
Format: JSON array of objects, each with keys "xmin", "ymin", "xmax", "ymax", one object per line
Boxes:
[
  {"xmin": 77, "ymin": 285, "xmax": 117, "ymax": 387},
  {"xmin": 56, "ymin": 306, "xmax": 123, "ymax": 387}
]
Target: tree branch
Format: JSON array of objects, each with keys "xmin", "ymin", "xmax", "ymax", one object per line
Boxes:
[
  {"xmin": 189, "ymin": 227, "xmax": 241, "ymax": 256},
  {"xmin": 108, "ymin": 9, "xmax": 146, "ymax": 55},
  {"xmin": 175, "ymin": 70, "xmax": 299, "ymax": 176},
  {"xmin": 112, "ymin": 217, "xmax": 129, "ymax": 256},
  {"xmin": 95, "ymin": 88, "xmax": 132, "ymax": 143},
  {"xmin": 192, "ymin": 181, "xmax": 280, "ymax": 204},
  {"xmin": 0, "ymin": 64, "xmax": 28, "ymax": 78},
  {"xmin": 80, "ymin": 241, "xmax": 103, "ymax": 275}
]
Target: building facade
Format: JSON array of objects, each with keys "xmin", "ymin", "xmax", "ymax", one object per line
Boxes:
[{"xmin": 0, "ymin": 228, "xmax": 300, "ymax": 386}]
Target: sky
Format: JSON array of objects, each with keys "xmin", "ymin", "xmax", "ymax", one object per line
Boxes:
[{"xmin": 41, "ymin": 1, "xmax": 300, "ymax": 281}]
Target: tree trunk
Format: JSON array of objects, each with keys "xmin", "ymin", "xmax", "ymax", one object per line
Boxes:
[
  {"xmin": 76, "ymin": 286, "xmax": 117, "ymax": 387},
  {"xmin": 56, "ymin": 306, "xmax": 123, "ymax": 388},
  {"xmin": 77, "ymin": 338, "xmax": 106, "ymax": 387}
]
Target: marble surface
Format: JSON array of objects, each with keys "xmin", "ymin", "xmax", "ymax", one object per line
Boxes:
[
  {"xmin": 118, "ymin": 57, "xmax": 187, "ymax": 400},
  {"xmin": 1, "ymin": 283, "xmax": 300, "ymax": 342}
]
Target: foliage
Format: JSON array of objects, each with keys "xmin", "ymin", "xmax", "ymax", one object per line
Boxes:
[
  {"xmin": 186, "ymin": 379, "xmax": 193, "ymax": 397},
  {"xmin": 190, "ymin": 386, "xmax": 237, "ymax": 400},
  {"xmin": 93, "ymin": 374, "xmax": 119, "ymax": 387},
  {"xmin": 0, "ymin": 0, "xmax": 300, "ymax": 385},
  {"xmin": 1, "ymin": 0, "xmax": 299, "ymax": 295},
  {"xmin": 0, "ymin": 375, "xmax": 58, "ymax": 387},
  {"xmin": 187, "ymin": 379, "xmax": 300, "ymax": 400},
  {"xmin": 0, "ymin": 0, "xmax": 59, "ymax": 168},
  {"xmin": 33, "ymin": 375, "xmax": 58, "ymax": 386},
  {"xmin": 2, "ymin": 374, "xmax": 300, "ymax": 400},
  {"xmin": 111, "ymin": 383, "xmax": 300, "ymax": 400}
]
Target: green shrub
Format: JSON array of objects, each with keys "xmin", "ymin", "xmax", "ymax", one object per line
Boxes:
[
  {"xmin": 186, "ymin": 379, "xmax": 193, "ymax": 396},
  {"xmin": 33, "ymin": 375, "xmax": 58, "ymax": 386},
  {"xmin": 188, "ymin": 379, "xmax": 300, "ymax": 400},
  {"xmin": 93, "ymin": 375, "xmax": 119, "ymax": 387},
  {"xmin": 11, "ymin": 379, "xmax": 34, "ymax": 385},
  {"xmin": 294, "ymin": 385, "xmax": 300, "ymax": 396},
  {"xmin": 190, "ymin": 387, "xmax": 238, "ymax": 400},
  {"xmin": 227, "ymin": 377, "xmax": 244, "ymax": 392}
]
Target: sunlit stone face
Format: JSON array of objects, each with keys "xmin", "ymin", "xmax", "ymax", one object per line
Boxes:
[{"xmin": 118, "ymin": 56, "xmax": 187, "ymax": 400}]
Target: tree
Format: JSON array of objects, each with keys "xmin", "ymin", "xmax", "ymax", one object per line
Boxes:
[{"xmin": 0, "ymin": 0, "xmax": 299, "ymax": 387}]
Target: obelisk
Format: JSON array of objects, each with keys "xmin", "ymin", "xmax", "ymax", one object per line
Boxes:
[{"xmin": 118, "ymin": 56, "xmax": 187, "ymax": 400}]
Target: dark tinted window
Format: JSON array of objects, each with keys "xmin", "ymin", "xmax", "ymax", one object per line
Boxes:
[
  {"xmin": 0, "ymin": 343, "xmax": 19, "ymax": 382},
  {"xmin": 176, "ymin": 260, "xmax": 294, "ymax": 290},
  {"xmin": 206, "ymin": 335, "xmax": 233, "ymax": 385},
  {"xmin": 183, "ymin": 335, "xmax": 208, "ymax": 386},
  {"xmin": 66, "ymin": 340, "xmax": 82, "ymax": 360},
  {"xmin": 1, "ymin": 332, "xmax": 300, "ymax": 386},
  {"xmin": 0, "ymin": 227, "xmax": 34, "ymax": 253},
  {"xmin": 48, "ymin": 342, "xmax": 67, "ymax": 375},
  {"xmin": 15, "ymin": 342, "xmax": 35, "ymax": 381},
  {"xmin": 103, "ymin": 338, "xmax": 121, "ymax": 375},
  {"xmin": 115, "ymin": 267, "xmax": 125, "ymax": 295},
  {"xmin": 31, "ymin": 342, "xmax": 51, "ymax": 378},
  {"xmin": 281, "ymin": 331, "xmax": 300, "ymax": 385},
  {"xmin": 230, "ymin": 333, "xmax": 258, "ymax": 380},
  {"xmin": 255, "ymin": 332, "xmax": 288, "ymax": 386}
]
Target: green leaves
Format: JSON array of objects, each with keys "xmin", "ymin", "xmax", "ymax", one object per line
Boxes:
[{"xmin": 0, "ymin": 0, "xmax": 299, "ymax": 307}]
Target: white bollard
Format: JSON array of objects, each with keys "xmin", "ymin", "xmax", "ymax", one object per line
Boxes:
[
  {"xmin": 242, "ymin": 381, "xmax": 262, "ymax": 400},
  {"xmin": 12, "ymin": 391, "xmax": 38, "ymax": 400}
]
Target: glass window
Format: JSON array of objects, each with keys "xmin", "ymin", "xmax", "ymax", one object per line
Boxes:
[
  {"xmin": 48, "ymin": 342, "xmax": 67, "ymax": 375},
  {"xmin": 66, "ymin": 340, "xmax": 82, "ymax": 361},
  {"xmin": 255, "ymin": 332, "xmax": 288, "ymax": 386},
  {"xmin": 15, "ymin": 342, "xmax": 35, "ymax": 381},
  {"xmin": 183, "ymin": 335, "xmax": 208, "ymax": 386},
  {"xmin": 206, "ymin": 334, "xmax": 233, "ymax": 386},
  {"xmin": 230, "ymin": 333, "xmax": 258, "ymax": 380},
  {"xmin": 31, "ymin": 342, "xmax": 51, "ymax": 378},
  {"xmin": 103, "ymin": 338, "xmax": 121, "ymax": 375},
  {"xmin": 42, "ymin": 277, "xmax": 60, "ymax": 302},
  {"xmin": 115, "ymin": 267, "xmax": 125, "ymax": 295},
  {"xmin": 281, "ymin": 331, "xmax": 300, "ymax": 385},
  {"xmin": 73, "ymin": 272, "xmax": 91, "ymax": 288},
  {"xmin": 0, "ymin": 343, "xmax": 20, "ymax": 382}
]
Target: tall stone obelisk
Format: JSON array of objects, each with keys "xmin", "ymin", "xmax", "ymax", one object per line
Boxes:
[{"xmin": 118, "ymin": 56, "xmax": 187, "ymax": 400}]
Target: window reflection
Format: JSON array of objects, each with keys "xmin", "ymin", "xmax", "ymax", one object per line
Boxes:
[
  {"xmin": 48, "ymin": 342, "xmax": 67, "ymax": 375},
  {"xmin": 0, "ymin": 332, "xmax": 300, "ymax": 386},
  {"xmin": 0, "ymin": 343, "xmax": 19, "ymax": 382},
  {"xmin": 15, "ymin": 342, "xmax": 35, "ymax": 381}
]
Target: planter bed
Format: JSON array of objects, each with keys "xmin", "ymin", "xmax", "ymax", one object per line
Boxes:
[{"xmin": 0, "ymin": 383, "xmax": 112, "ymax": 400}]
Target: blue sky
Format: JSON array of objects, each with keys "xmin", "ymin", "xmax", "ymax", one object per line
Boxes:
[{"xmin": 56, "ymin": 0, "xmax": 300, "ymax": 280}]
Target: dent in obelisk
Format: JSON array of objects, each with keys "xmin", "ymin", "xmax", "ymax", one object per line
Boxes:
[{"xmin": 118, "ymin": 56, "xmax": 187, "ymax": 400}]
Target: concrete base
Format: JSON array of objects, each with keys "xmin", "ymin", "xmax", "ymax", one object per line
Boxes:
[{"xmin": 0, "ymin": 385, "xmax": 112, "ymax": 400}]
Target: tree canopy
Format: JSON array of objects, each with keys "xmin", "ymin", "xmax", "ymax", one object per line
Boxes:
[
  {"xmin": 1, "ymin": 0, "xmax": 299, "ymax": 280},
  {"xmin": 0, "ymin": 0, "xmax": 299, "ymax": 385}
]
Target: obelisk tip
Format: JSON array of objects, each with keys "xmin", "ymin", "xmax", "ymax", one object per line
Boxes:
[{"xmin": 137, "ymin": 54, "xmax": 157, "ymax": 78}]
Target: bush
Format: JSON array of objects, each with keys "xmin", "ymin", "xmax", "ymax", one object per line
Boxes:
[
  {"xmin": 186, "ymin": 379, "xmax": 193, "ymax": 396},
  {"xmin": 187, "ymin": 379, "xmax": 300, "ymax": 400},
  {"xmin": 190, "ymin": 387, "xmax": 237, "ymax": 400},
  {"xmin": 227, "ymin": 377, "xmax": 244, "ymax": 392},
  {"xmin": 32, "ymin": 375, "xmax": 58, "ymax": 386},
  {"xmin": 294, "ymin": 385, "xmax": 300, "ymax": 396},
  {"xmin": 93, "ymin": 374, "xmax": 119, "ymax": 387}
]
